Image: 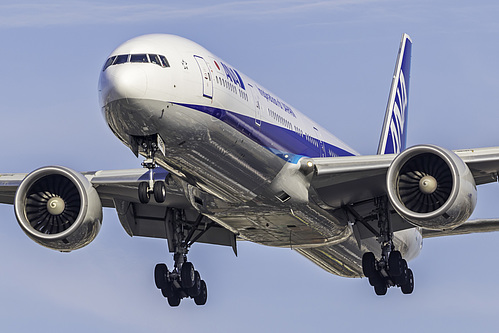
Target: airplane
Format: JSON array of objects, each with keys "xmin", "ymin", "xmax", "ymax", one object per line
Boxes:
[{"xmin": 2, "ymin": 33, "xmax": 499, "ymax": 307}]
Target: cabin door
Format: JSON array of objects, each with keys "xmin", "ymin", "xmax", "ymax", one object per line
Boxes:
[
  {"xmin": 194, "ymin": 56, "xmax": 213, "ymax": 99},
  {"xmin": 247, "ymin": 83, "xmax": 262, "ymax": 127}
]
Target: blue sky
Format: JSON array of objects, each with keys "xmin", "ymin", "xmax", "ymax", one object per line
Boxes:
[{"xmin": 1, "ymin": 0, "xmax": 499, "ymax": 331}]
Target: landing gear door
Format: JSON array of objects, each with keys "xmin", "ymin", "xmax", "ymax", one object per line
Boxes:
[
  {"xmin": 194, "ymin": 56, "xmax": 213, "ymax": 99},
  {"xmin": 247, "ymin": 83, "xmax": 262, "ymax": 127}
]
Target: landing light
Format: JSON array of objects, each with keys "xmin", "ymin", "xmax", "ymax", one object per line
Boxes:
[{"xmin": 299, "ymin": 159, "xmax": 314, "ymax": 175}]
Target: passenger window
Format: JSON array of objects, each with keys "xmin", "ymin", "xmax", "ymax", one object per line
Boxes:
[
  {"xmin": 114, "ymin": 54, "xmax": 129, "ymax": 64},
  {"xmin": 102, "ymin": 56, "xmax": 116, "ymax": 71},
  {"xmin": 130, "ymin": 54, "xmax": 149, "ymax": 63},
  {"xmin": 159, "ymin": 55, "xmax": 170, "ymax": 67},
  {"xmin": 149, "ymin": 54, "xmax": 162, "ymax": 66}
]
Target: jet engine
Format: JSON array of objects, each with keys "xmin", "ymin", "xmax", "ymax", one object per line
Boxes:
[
  {"xmin": 14, "ymin": 166, "xmax": 103, "ymax": 252},
  {"xmin": 386, "ymin": 145, "xmax": 476, "ymax": 230}
]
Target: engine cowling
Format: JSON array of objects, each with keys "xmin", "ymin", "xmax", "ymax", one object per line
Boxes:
[
  {"xmin": 14, "ymin": 166, "xmax": 103, "ymax": 252},
  {"xmin": 386, "ymin": 145, "xmax": 477, "ymax": 230}
]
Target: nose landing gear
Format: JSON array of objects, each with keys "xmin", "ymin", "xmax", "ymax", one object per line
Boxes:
[{"xmin": 136, "ymin": 135, "xmax": 167, "ymax": 204}]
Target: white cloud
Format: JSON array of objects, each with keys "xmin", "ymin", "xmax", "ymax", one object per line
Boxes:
[{"xmin": 0, "ymin": 0, "xmax": 386, "ymax": 28}]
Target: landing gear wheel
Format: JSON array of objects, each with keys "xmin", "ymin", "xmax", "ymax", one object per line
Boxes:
[
  {"xmin": 374, "ymin": 283, "xmax": 387, "ymax": 296},
  {"xmin": 396, "ymin": 259, "xmax": 408, "ymax": 285},
  {"xmin": 153, "ymin": 181, "xmax": 166, "ymax": 203},
  {"xmin": 161, "ymin": 282, "xmax": 174, "ymax": 299},
  {"xmin": 194, "ymin": 280, "xmax": 207, "ymax": 305},
  {"xmin": 362, "ymin": 252, "xmax": 376, "ymax": 277},
  {"xmin": 167, "ymin": 291, "xmax": 181, "ymax": 307},
  {"xmin": 138, "ymin": 182, "xmax": 150, "ymax": 204},
  {"xmin": 154, "ymin": 263, "xmax": 168, "ymax": 289},
  {"xmin": 153, "ymin": 208, "xmax": 210, "ymax": 306},
  {"xmin": 389, "ymin": 251, "xmax": 403, "ymax": 277},
  {"xmin": 401, "ymin": 269, "xmax": 414, "ymax": 294},
  {"xmin": 188, "ymin": 271, "xmax": 201, "ymax": 297},
  {"xmin": 368, "ymin": 271, "xmax": 383, "ymax": 287},
  {"xmin": 181, "ymin": 262, "xmax": 195, "ymax": 289}
]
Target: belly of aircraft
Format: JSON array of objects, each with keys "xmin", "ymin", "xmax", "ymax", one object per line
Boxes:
[{"xmin": 103, "ymin": 98, "xmax": 420, "ymax": 279}]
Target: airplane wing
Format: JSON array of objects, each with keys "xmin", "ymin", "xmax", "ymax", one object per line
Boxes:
[
  {"xmin": 305, "ymin": 146, "xmax": 499, "ymax": 239},
  {"xmin": 0, "ymin": 168, "xmax": 237, "ymax": 251},
  {"xmin": 309, "ymin": 146, "xmax": 499, "ymax": 207}
]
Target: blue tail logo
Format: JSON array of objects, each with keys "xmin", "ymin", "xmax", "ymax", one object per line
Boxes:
[{"xmin": 377, "ymin": 34, "xmax": 412, "ymax": 155}]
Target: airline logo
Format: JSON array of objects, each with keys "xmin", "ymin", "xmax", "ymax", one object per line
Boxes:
[
  {"xmin": 220, "ymin": 62, "xmax": 245, "ymax": 90},
  {"xmin": 387, "ymin": 69, "xmax": 408, "ymax": 154},
  {"xmin": 382, "ymin": 36, "xmax": 411, "ymax": 155}
]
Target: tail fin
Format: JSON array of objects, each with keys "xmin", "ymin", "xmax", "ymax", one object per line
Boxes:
[{"xmin": 377, "ymin": 33, "xmax": 412, "ymax": 155}]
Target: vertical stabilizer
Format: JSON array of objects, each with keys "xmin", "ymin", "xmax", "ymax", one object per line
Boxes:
[{"xmin": 377, "ymin": 34, "xmax": 412, "ymax": 155}]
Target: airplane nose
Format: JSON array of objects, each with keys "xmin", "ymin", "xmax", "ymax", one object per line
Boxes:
[{"xmin": 99, "ymin": 66, "xmax": 148, "ymax": 106}]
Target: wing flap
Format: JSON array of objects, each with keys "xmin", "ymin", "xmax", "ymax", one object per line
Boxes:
[
  {"xmin": 114, "ymin": 198, "xmax": 237, "ymax": 249},
  {"xmin": 422, "ymin": 219, "xmax": 499, "ymax": 238},
  {"xmin": 456, "ymin": 147, "xmax": 499, "ymax": 185}
]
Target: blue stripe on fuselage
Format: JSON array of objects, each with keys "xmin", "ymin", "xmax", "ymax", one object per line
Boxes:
[{"xmin": 174, "ymin": 103, "xmax": 354, "ymax": 162}]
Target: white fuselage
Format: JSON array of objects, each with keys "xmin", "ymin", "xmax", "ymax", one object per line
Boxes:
[{"xmin": 98, "ymin": 34, "xmax": 422, "ymax": 278}]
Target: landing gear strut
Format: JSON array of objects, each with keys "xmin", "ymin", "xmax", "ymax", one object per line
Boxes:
[
  {"xmin": 360, "ymin": 197, "xmax": 415, "ymax": 295},
  {"xmin": 137, "ymin": 136, "xmax": 166, "ymax": 204},
  {"xmin": 153, "ymin": 208, "xmax": 208, "ymax": 306}
]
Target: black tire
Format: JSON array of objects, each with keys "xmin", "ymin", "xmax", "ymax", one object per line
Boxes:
[
  {"xmin": 388, "ymin": 251, "xmax": 403, "ymax": 277},
  {"xmin": 153, "ymin": 181, "xmax": 166, "ymax": 203},
  {"xmin": 362, "ymin": 252, "xmax": 376, "ymax": 278},
  {"xmin": 194, "ymin": 280, "xmax": 207, "ymax": 305},
  {"xmin": 154, "ymin": 263, "xmax": 168, "ymax": 289},
  {"xmin": 188, "ymin": 271, "xmax": 201, "ymax": 297},
  {"xmin": 401, "ymin": 269, "xmax": 414, "ymax": 294},
  {"xmin": 161, "ymin": 281, "xmax": 174, "ymax": 298},
  {"xmin": 374, "ymin": 283, "xmax": 387, "ymax": 296},
  {"xmin": 138, "ymin": 182, "xmax": 150, "ymax": 204},
  {"xmin": 167, "ymin": 291, "xmax": 181, "ymax": 307},
  {"xmin": 396, "ymin": 259, "xmax": 408, "ymax": 285},
  {"xmin": 181, "ymin": 262, "xmax": 195, "ymax": 289},
  {"xmin": 368, "ymin": 271, "xmax": 383, "ymax": 287}
]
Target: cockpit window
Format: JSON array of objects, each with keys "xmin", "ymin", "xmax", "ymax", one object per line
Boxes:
[
  {"xmin": 130, "ymin": 54, "xmax": 149, "ymax": 63},
  {"xmin": 102, "ymin": 56, "xmax": 116, "ymax": 71},
  {"xmin": 159, "ymin": 55, "xmax": 170, "ymax": 67},
  {"xmin": 102, "ymin": 53, "xmax": 170, "ymax": 71},
  {"xmin": 149, "ymin": 54, "xmax": 161, "ymax": 66},
  {"xmin": 114, "ymin": 54, "xmax": 129, "ymax": 65}
]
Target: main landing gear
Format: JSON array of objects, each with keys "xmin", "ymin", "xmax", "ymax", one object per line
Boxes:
[
  {"xmin": 134, "ymin": 136, "xmax": 208, "ymax": 306},
  {"xmin": 137, "ymin": 136, "xmax": 167, "ymax": 204},
  {"xmin": 357, "ymin": 197, "xmax": 415, "ymax": 295},
  {"xmin": 154, "ymin": 260, "xmax": 207, "ymax": 307},
  {"xmin": 362, "ymin": 251, "xmax": 414, "ymax": 295},
  {"xmin": 153, "ymin": 209, "xmax": 208, "ymax": 307}
]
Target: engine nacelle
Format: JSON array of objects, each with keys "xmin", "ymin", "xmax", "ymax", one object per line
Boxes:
[
  {"xmin": 14, "ymin": 166, "xmax": 103, "ymax": 252},
  {"xmin": 386, "ymin": 145, "xmax": 477, "ymax": 230}
]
